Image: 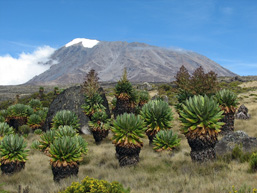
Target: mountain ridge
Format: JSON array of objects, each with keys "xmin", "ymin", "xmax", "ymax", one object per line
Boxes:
[{"xmin": 26, "ymin": 39, "xmax": 236, "ymax": 85}]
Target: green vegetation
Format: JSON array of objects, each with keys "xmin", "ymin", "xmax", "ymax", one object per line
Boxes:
[
  {"xmin": 0, "ymin": 134, "xmax": 29, "ymax": 165},
  {"xmin": 0, "ymin": 122, "xmax": 14, "ymax": 137},
  {"xmin": 60, "ymin": 176, "xmax": 130, "ymax": 193},
  {"xmin": 112, "ymin": 113, "xmax": 146, "ymax": 166},
  {"xmin": 141, "ymin": 100, "xmax": 173, "ymax": 143},
  {"xmin": 153, "ymin": 129, "xmax": 181, "ymax": 152},
  {"xmin": 249, "ymin": 153, "xmax": 257, "ymax": 172},
  {"xmin": 179, "ymin": 95, "xmax": 224, "ymax": 161},
  {"xmin": 51, "ymin": 110, "xmax": 80, "ymax": 130}
]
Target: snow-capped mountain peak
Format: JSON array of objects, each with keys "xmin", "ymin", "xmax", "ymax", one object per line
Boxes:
[{"xmin": 65, "ymin": 38, "xmax": 99, "ymax": 48}]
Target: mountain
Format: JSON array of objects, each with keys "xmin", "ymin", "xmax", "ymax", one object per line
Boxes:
[{"xmin": 26, "ymin": 38, "xmax": 236, "ymax": 85}]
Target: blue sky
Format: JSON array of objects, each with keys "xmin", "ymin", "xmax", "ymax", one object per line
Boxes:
[{"xmin": 0, "ymin": 0, "xmax": 257, "ymax": 84}]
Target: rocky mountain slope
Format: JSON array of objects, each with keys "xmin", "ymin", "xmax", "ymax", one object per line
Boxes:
[{"xmin": 26, "ymin": 38, "xmax": 236, "ymax": 85}]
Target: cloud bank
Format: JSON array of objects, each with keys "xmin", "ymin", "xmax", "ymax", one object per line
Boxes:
[{"xmin": 0, "ymin": 46, "xmax": 56, "ymax": 85}]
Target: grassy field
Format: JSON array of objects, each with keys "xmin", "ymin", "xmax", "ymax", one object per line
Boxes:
[{"xmin": 1, "ymin": 83, "xmax": 257, "ymax": 193}]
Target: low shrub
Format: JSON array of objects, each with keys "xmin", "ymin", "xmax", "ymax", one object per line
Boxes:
[
  {"xmin": 249, "ymin": 153, "xmax": 257, "ymax": 172},
  {"xmin": 60, "ymin": 176, "xmax": 130, "ymax": 193}
]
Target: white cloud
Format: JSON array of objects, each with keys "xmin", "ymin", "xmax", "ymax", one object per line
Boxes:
[{"xmin": 0, "ymin": 46, "xmax": 56, "ymax": 85}]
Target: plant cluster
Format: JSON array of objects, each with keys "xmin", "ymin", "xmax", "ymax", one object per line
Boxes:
[
  {"xmin": 60, "ymin": 176, "xmax": 130, "ymax": 193},
  {"xmin": 6, "ymin": 104, "xmax": 33, "ymax": 119},
  {"xmin": 175, "ymin": 65, "xmax": 219, "ymax": 96},
  {"xmin": 0, "ymin": 134, "xmax": 29, "ymax": 164},
  {"xmin": 0, "ymin": 122, "xmax": 14, "ymax": 138},
  {"xmin": 141, "ymin": 100, "xmax": 173, "ymax": 143},
  {"xmin": 51, "ymin": 110, "xmax": 80, "ymax": 130},
  {"xmin": 153, "ymin": 129, "xmax": 181, "ymax": 152},
  {"xmin": 179, "ymin": 95, "xmax": 224, "ymax": 162}
]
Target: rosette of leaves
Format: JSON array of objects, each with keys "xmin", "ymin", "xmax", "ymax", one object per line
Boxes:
[
  {"xmin": 51, "ymin": 110, "xmax": 80, "ymax": 130},
  {"xmin": 7, "ymin": 104, "xmax": 33, "ymax": 119},
  {"xmin": 112, "ymin": 113, "xmax": 146, "ymax": 166},
  {"xmin": 75, "ymin": 135, "xmax": 88, "ymax": 155},
  {"xmin": 34, "ymin": 129, "xmax": 43, "ymax": 135},
  {"xmin": 179, "ymin": 95, "xmax": 224, "ymax": 162},
  {"xmin": 27, "ymin": 114, "xmax": 42, "ymax": 130},
  {"xmin": 174, "ymin": 89, "xmax": 193, "ymax": 115},
  {"xmin": 49, "ymin": 136, "xmax": 85, "ymax": 181},
  {"xmin": 88, "ymin": 111, "xmax": 110, "ymax": 144},
  {"xmin": 0, "ymin": 134, "xmax": 29, "ymax": 174},
  {"xmin": 214, "ymin": 89, "xmax": 238, "ymax": 134},
  {"xmin": 81, "ymin": 93, "xmax": 105, "ymax": 118},
  {"xmin": 28, "ymin": 99, "xmax": 42, "ymax": 112},
  {"xmin": 0, "ymin": 116, "xmax": 5, "ymax": 123},
  {"xmin": 0, "ymin": 110, "xmax": 8, "ymax": 119},
  {"xmin": 35, "ymin": 108, "xmax": 48, "ymax": 122},
  {"xmin": 137, "ymin": 90, "xmax": 150, "ymax": 107},
  {"xmin": 141, "ymin": 100, "xmax": 173, "ymax": 144},
  {"xmin": 36, "ymin": 130, "xmax": 56, "ymax": 154},
  {"xmin": 153, "ymin": 130, "xmax": 181, "ymax": 152},
  {"xmin": 18, "ymin": 125, "xmax": 31, "ymax": 136},
  {"xmin": 56, "ymin": 125, "xmax": 78, "ymax": 138},
  {"xmin": 0, "ymin": 122, "xmax": 14, "ymax": 138}
]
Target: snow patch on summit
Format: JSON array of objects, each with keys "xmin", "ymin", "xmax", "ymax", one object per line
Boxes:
[{"xmin": 65, "ymin": 38, "xmax": 99, "ymax": 48}]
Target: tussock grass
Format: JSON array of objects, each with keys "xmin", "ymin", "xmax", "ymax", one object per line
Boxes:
[{"xmin": 1, "ymin": 85, "xmax": 257, "ymax": 193}]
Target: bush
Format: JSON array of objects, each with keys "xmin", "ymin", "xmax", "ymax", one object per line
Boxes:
[
  {"xmin": 7, "ymin": 104, "xmax": 33, "ymax": 118},
  {"xmin": 249, "ymin": 153, "xmax": 257, "ymax": 172},
  {"xmin": 51, "ymin": 110, "xmax": 80, "ymax": 130},
  {"xmin": 18, "ymin": 125, "xmax": 31, "ymax": 136},
  {"xmin": 34, "ymin": 129, "xmax": 43, "ymax": 135},
  {"xmin": 60, "ymin": 176, "xmax": 130, "ymax": 193},
  {"xmin": 0, "ymin": 122, "xmax": 14, "ymax": 137}
]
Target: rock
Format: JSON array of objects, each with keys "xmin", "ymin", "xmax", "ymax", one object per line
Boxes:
[
  {"xmin": 235, "ymin": 104, "xmax": 250, "ymax": 119},
  {"xmin": 43, "ymin": 85, "xmax": 110, "ymax": 134},
  {"xmin": 137, "ymin": 82, "xmax": 152, "ymax": 91},
  {"xmin": 215, "ymin": 131, "xmax": 257, "ymax": 156},
  {"xmin": 151, "ymin": 95, "xmax": 169, "ymax": 103}
]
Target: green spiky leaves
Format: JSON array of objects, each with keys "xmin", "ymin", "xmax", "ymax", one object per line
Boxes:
[
  {"xmin": 51, "ymin": 110, "xmax": 80, "ymax": 130},
  {"xmin": 214, "ymin": 89, "xmax": 238, "ymax": 113},
  {"xmin": 88, "ymin": 111, "xmax": 110, "ymax": 131},
  {"xmin": 141, "ymin": 100, "xmax": 173, "ymax": 135},
  {"xmin": 82, "ymin": 93, "xmax": 105, "ymax": 117},
  {"xmin": 27, "ymin": 114, "xmax": 42, "ymax": 129},
  {"xmin": 179, "ymin": 95, "xmax": 224, "ymax": 136},
  {"xmin": 49, "ymin": 136, "xmax": 86, "ymax": 167},
  {"xmin": 153, "ymin": 130, "xmax": 181, "ymax": 152},
  {"xmin": 112, "ymin": 113, "xmax": 146, "ymax": 148},
  {"xmin": 0, "ymin": 122, "xmax": 14, "ymax": 137},
  {"xmin": 0, "ymin": 134, "xmax": 29, "ymax": 163},
  {"xmin": 7, "ymin": 104, "xmax": 33, "ymax": 118}
]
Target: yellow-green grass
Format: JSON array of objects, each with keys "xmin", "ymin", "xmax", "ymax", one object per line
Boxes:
[{"xmin": 1, "ymin": 87, "xmax": 257, "ymax": 193}]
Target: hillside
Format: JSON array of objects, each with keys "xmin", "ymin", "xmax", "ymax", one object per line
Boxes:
[{"xmin": 26, "ymin": 39, "xmax": 236, "ymax": 85}]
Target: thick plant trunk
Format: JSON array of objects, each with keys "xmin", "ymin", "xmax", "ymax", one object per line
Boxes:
[
  {"xmin": 52, "ymin": 164, "xmax": 79, "ymax": 182},
  {"xmin": 92, "ymin": 130, "xmax": 109, "ymax": 145},
  {"xmin": 220, "ymin": 112, "xmax": 235, "ymax": 135},
  {"xmin": 187, "ymin": 134, "xmax": 218, "ymax": 162},
  {"xmin": 6, "ymin": 117, "xmax": 27, "ymax": 131},
  {"xmin": 147, "ymin": 133, "xmax": 156, "ymax": 145},
  {"xmin": 113, "ymin": 98, "xmax": 135, "ymax": 118},
  {"xmin": 1, "ymin": 161, "xmax": 25, "ymax": 175},
  {"xmin": 115, "ymin": 146, "xmax": 141, "ymax": 167}
]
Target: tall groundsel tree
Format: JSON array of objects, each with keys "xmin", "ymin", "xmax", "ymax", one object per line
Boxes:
[
  {"xmin": 141, "ymin": 100, "xmax": 173, "ymax": 144},
  {"xmin": 179, "ymin": 95, "xmax": 224, "ymax": 162},
  {"xmin": 113, "ymin": 68, "xmax": 137, "ymax": 118},
  {"xmin": 214, "ymin": 89, "xmax": 238, "ymax": 134},
  {"xmin": 112, "ymin": 113, "xmax": 146, "ymax": 166},
  {"xmin": 81, "ymin": 69, "xmax": 105, "ymax": 120}
]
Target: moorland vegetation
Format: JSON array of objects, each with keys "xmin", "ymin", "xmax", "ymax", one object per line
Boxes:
[{"xmin": 0, "ymin": 66, "xmax": 257, "ymax": 193}]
